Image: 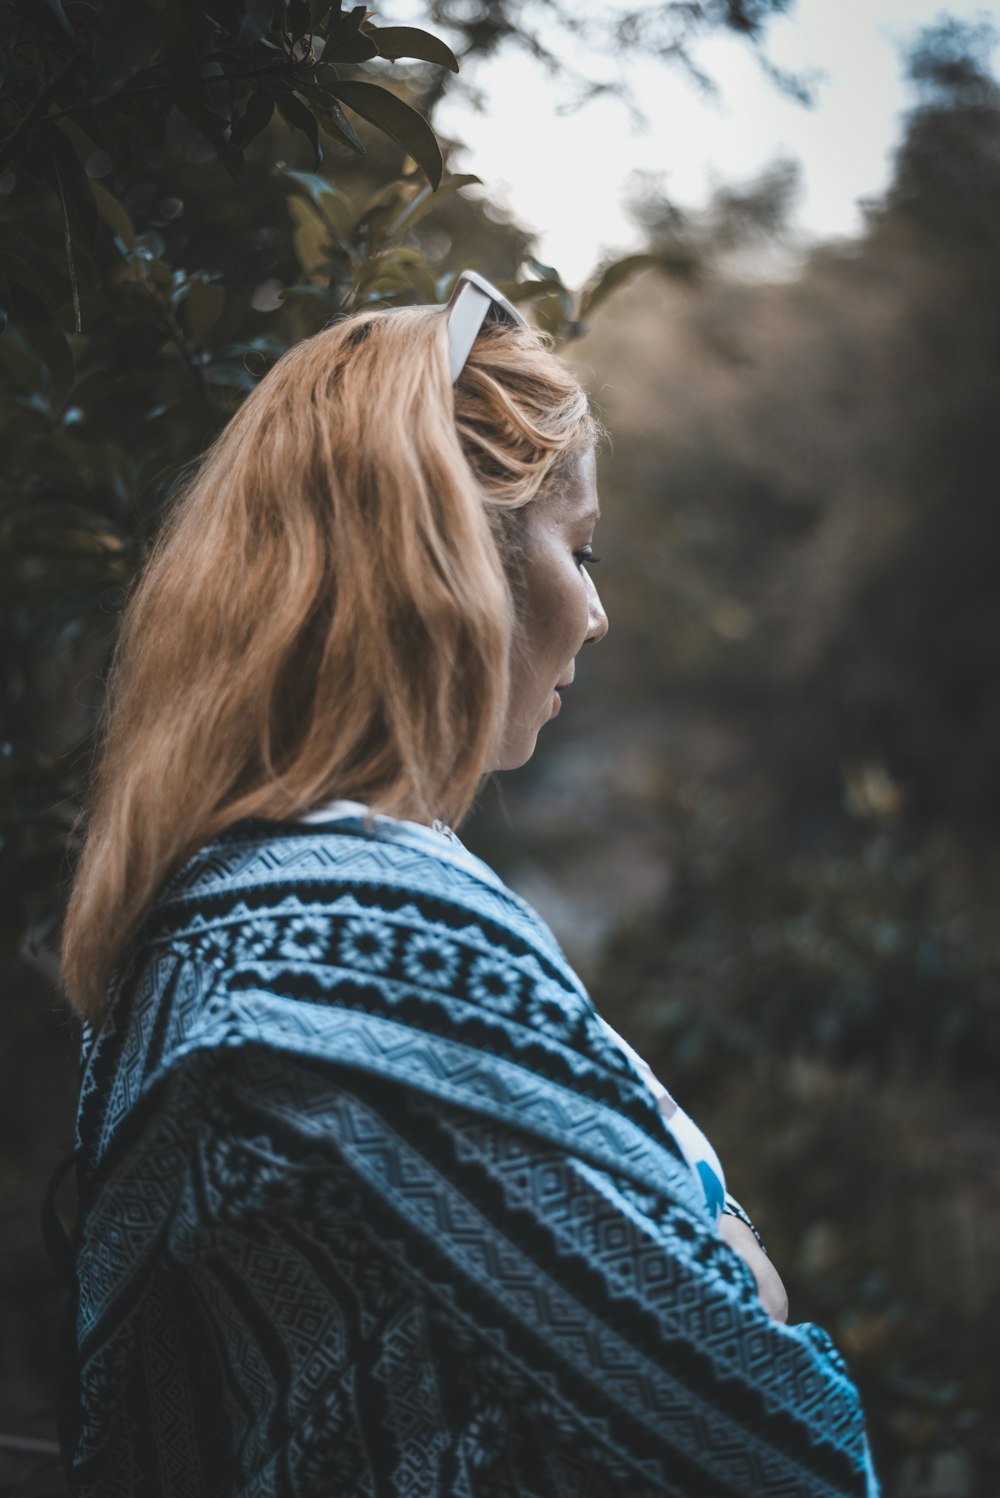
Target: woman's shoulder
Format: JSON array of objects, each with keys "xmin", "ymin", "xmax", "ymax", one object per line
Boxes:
[
  {"xmin": 78, "ymin": 811, "xmax": 698, "ymax": 1218},
  {"xmin": 157, "ymin": 814, "xmax": 508, "ymax": 920},
  {"xmin": 144, "ymin": 813, "xmax": 571, "ymax": 985},
  {"xmin": 87, "ymin": 814, "xmax": 589, "ymax": 1123}
]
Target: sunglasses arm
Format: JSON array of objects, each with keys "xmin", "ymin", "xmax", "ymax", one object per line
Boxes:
[
  {"xmin": 446, "ymin": 280, "xmax": 496, "ymax": 383},
  {"xmin": 444, "ymin": 270, "xmax": 529, "ymax": 384}
]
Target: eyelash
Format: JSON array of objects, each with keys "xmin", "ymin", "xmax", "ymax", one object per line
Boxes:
[{"xmin": 575, "ymin": 548, "xmax": 602, "ymax": 568}]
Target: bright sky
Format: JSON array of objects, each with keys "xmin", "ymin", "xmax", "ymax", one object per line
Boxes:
[{"xmin": 415, "ymin": 0, "xmax": 998, "ymax": 285}]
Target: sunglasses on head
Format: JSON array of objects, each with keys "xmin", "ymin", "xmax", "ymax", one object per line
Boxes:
[{"xmin": 443, "ymin": 270, "xmax": 528, "ymax": 383}]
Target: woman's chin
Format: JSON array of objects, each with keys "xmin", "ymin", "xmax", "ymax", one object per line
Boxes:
[{"xmin": 492, "ymin": 725, "xmax": 542, "ymax": 773}]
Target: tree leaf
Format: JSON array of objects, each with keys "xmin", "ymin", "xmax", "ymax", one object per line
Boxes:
[
  {"xmin": 497, "ymin": 276, "xmax": 565, "ymax": 304},
  {"xmin": 0, "ymin": 327, "xmax": 42, "ymax": 390},
  {"xmin": 526, "ymin": 289, "xmax": 571, "ymax": 338},
  {"xmin": 311, "ymin": 101, "xmax": 366, "ymax": 154},
  {"xmin": 174, "ymin": 88, "xmax": 245, "ymax": 181},
  {"xmin": 232, "ymin": 87, "xmax": 275, "ymax": 148},
  {"xmin": 27, "ymin": 125, "xmax": 100, "ymax": 253},
  {"xmin": 527, "ymin": 256, "xmax": 565, "ymax": 286},
  {"xmin": 354, "ymin": 246, "xmax": 439, "ymax": 304},
  {"xmin": 287, "ymin": 195, "xmax": 336, "ymax": 277},
  {"xmin": 203, "ymin": 360, "xmax": 257, "ymax": 392},
  {"xmin": 6, "ymin": 284, "xmax": 75, "ymax": 404},
  {"xmin": 504, "ymin": 267, "xmax": 574, "ymax": 325},
  {"xmin": 237, "ymin": 0, "xmax": 276, "ymax": 46},
  {"xmin": 276, "ymin": 92, "xmax": 323, "ymax": 168},
  {"xmin": 332, "ymin": 32, "xmax": 378, "ymax": 63},
  {"xmin": 45, "ymin": 0, "xmax": 74, "ymax": 36},
  {"xmin": 92, "ymin": 0, "xmax": 164, "ymax": 100},
  {"xmin": 284, "ymin": 0, "xmax": 311, "ymax": 33},
  {"xmin": 328, "ymin": 82, "xmax": 442, "ymax": 189},
  {"xmin": 184, "ymin": 276, "xmax": 226, "ymax": 342},
  {"xmin": 580, "ymin": 253, "xmax": 661, "ymax": 318},
  {"xmin": 0, "ymin": 250, "xmax": 59, "ymax": 315},
  {"xmin": 282, "ymin": 168, "xmax": 357, "ymax": 240},
  {"xmin": 351, "ymin": 179, "xmax": 410, "ymax": 255},
  {"xmin": 329, "ymin": 4, "xmax": 368, "ymax": 39},
  {"xmin": 86, "ymin": 100, "xmax": 135, "ymax": 183},
  {"xmin": 297, "ymin": 82, "xmax": 366, "ymax": 153},
  {"xmin": 366, "ymin": 26, "xmax": 459, "ymax": 72},
  {"xmin": 387, "ymin": 174, "xmax": 480, "ymax": 237},
  {"xmin": 90, "ymin": 179, "xmax": 136, "ymax": 250}
]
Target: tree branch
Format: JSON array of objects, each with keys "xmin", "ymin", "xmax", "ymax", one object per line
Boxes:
[{"xmin": 51, "ymin": 134, "xmax": 82, "ymax": 334}]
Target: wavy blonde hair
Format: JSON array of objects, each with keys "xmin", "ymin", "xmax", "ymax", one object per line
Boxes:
[{"xmin": 62, "ymin": 305, "xmax": 595, "ymax": 1019}]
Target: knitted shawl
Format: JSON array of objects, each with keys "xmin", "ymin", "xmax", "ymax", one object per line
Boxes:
[{"xmin": 68, "ymin": 814, "xmax": 878, "ymax": 1497}]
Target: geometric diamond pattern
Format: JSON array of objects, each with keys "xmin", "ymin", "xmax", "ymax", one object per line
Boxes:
[{"xmin": 67, "ymin": 815, "xmax": 879, "ymax": 1496}]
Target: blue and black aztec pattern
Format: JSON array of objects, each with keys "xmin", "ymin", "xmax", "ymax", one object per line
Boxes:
[{"xmin": 69, "ymin": 814, "xmax": 879, "ymax": 1497}]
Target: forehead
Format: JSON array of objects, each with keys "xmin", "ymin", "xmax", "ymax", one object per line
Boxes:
[{"xmin": 538, "ymin": 447, "xmax": 601, "ymax": 529}]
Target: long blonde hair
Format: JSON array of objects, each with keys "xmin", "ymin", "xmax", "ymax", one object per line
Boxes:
[{"xmin": 62, "ymin": 305, "xmax": 594, "ymax": 1020}]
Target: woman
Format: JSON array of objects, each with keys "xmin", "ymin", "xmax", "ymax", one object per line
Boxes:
[{"xmin": 60, "ymin": 273, "xmax": 878, "ymax": 1496}]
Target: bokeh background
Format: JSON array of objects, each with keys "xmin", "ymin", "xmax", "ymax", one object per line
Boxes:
[{"xmin": 2, "ymin": 2, "xmax": 999, "ymax": 1493}]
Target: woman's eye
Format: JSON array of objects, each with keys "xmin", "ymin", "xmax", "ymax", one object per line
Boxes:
[{"xmin": 574, "ymin": 547, "xmax": 601, "ymax": 569}]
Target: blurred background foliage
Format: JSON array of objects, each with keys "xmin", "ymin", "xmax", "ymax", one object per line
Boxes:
[
  {"xmin": 467, "ymin": 17, "xmax": 1000, "ymax": 1494},
  {"xmin": 2, "ymin": 1, "xmax": 998, "ymax": 1494}
]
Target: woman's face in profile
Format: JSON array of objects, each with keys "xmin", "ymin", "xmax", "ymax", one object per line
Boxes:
[{"xmin": 496, "ymin": 445, "xmax": 609, "ymax": 770}]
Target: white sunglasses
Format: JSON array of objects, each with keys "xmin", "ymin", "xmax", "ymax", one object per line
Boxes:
[{"xmin": 443, "ymin": 270, "xmax": 528, "ymax": 383}]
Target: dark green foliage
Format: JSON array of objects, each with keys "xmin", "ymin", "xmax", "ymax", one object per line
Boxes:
[
  {"xmin": 0, "ymin": 1, "xmax": 701, "ymax": 963},
  {"xmin": 602, "ymin": 804, "xmax": 1000, "ymax": 1094},
  {"xmin": 0, "ymin": 0, "xmax": 527, "ymax": 959},
  {"xmin": 524, "ymin": 17, "xmax": 1000, "ymax": 1492},
  {"xmin": 585, "ymin": 788, "xmax": 1000, "ymax": 1494},
  {"xmin": 0, "ymin": 0, "xmax": 787, "ymax": 958},
  {"xmin": 790, "ymin": 22, "xmax": 1000, "ymax": 843}
]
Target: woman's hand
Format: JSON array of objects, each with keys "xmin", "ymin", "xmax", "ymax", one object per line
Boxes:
[{"xmin": 718, "ymin": 1213, "xmax": 789, "ymax": 1323}]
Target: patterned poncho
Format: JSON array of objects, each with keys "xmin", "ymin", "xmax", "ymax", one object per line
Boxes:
[{"xmin": 68, "ymin": 813, "xmax": 879, "ymax": 1497}]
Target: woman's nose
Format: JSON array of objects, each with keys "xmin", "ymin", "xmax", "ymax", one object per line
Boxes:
[{"xmin": 585, "ymin": 572, "xmax": 609, "ymax": 645}]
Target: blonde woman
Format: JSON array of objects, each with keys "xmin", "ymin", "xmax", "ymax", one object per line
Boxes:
[{"xmin": 59, "ymin": 274, "xmax": 878, "ymax": 1496}]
